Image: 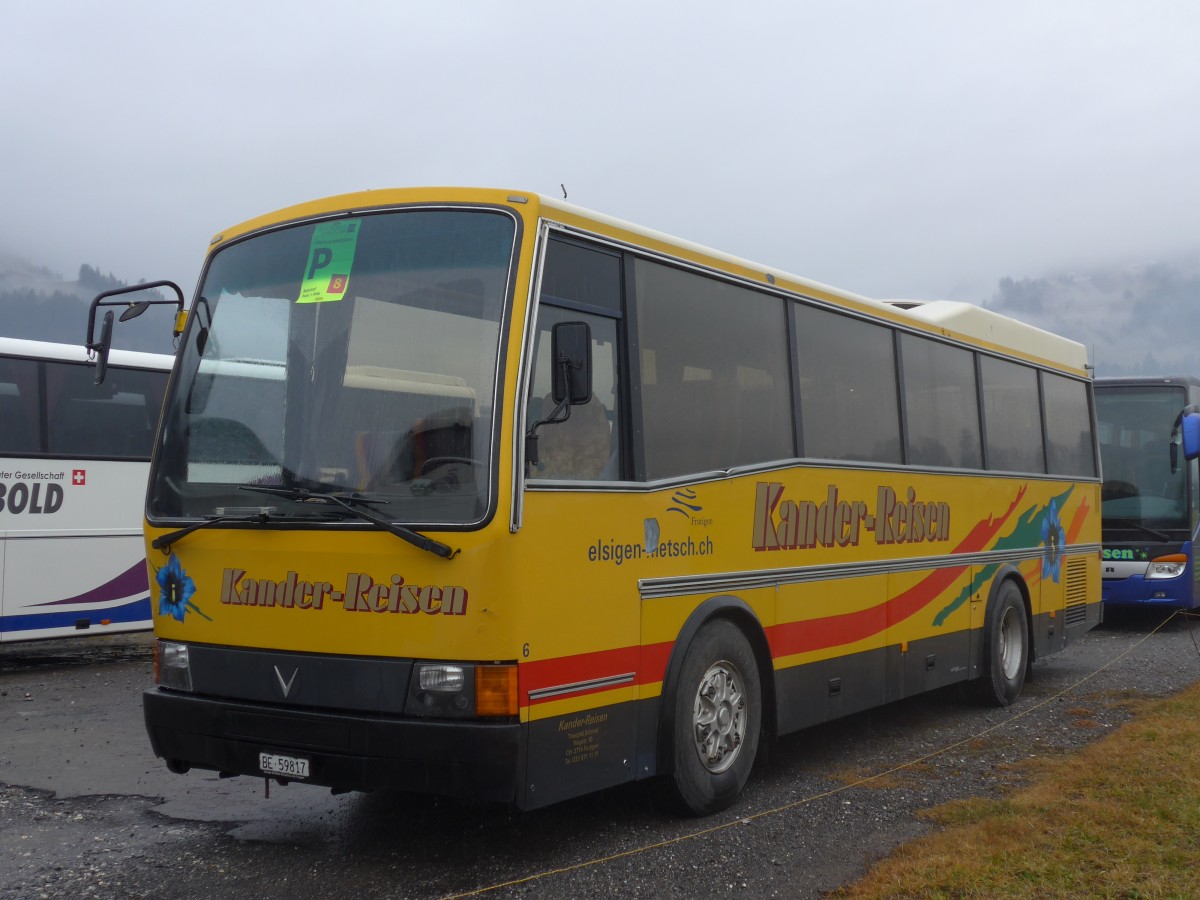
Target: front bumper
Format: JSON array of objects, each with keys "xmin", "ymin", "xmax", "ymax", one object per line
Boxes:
[{"xmin": 143, "ymin": 688, "xmax": 523, "ymax": 803}]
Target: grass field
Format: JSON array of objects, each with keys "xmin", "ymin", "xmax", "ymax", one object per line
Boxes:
[{"xmin": 834, "ymin": 677, "xmax": 1200, "ymax": 897}]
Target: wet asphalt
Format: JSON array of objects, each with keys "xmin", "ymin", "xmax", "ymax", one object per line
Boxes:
[{"xmin": 2, "ymin": 608, "xmax": 1199, "ymax": 899}]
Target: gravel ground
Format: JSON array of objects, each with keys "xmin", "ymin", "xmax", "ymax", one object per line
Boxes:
[{"xmin": 2, "ymin": 608, "xmax": 1199, "ymax": 899}]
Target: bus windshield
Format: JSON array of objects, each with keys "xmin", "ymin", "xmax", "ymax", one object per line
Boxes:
[
  {"xmin": 148, "ymin": 208, "xmax": 516, "ymax": 526},
  {"xmin": 1096, "ymin": 383, "xmax": 1189, "ymax": 532}
]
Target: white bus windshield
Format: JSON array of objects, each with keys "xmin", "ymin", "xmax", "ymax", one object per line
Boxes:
[
  {"xmin": 1096, "ymin": 384, "xmax": 1190, "ymax": 531},
  {"xmin": 148, "ymin": 208, "xmax": 517, "ymax": 526}
]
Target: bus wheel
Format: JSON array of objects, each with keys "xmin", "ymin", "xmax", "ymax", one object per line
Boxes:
[
  {"xmin": 669, "ymin": 619, "xmax": 761, "ymax": 815},
  {"xmin": 972, "ymin": 579, "xmax": 1029, "ymax": 706}
]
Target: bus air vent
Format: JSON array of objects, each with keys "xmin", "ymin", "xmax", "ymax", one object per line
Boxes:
[{"xmin": 1064, "ymin": 557, "xmax": 1089, "ymax": 626}]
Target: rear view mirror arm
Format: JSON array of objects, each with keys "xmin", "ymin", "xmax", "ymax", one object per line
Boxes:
[{"xmin": 85, "ymin": 280, "xmax": 187, "ymax": 384}]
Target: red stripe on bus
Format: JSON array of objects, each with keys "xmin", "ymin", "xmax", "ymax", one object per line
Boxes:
[
  {"xmin": 1064, "ymin": 495, "xmax": 1092, "ymax": 543},
  {"xmin": 766, "ymin": 563, "xmax": 968, "ymax": 656},
  {"xmin": 520, "ymin": 641, "xmax": 674, "ymax": 705}
]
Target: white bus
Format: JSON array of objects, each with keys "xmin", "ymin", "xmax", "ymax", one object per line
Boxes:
[{"xmin": 0, "ymin": 337, "xmax": 172, "ymax": 642}]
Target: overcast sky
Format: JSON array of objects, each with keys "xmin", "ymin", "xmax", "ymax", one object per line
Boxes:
[{"xmin": 6, "ymin": 1, "xmax": 1200, "ymax": 305}]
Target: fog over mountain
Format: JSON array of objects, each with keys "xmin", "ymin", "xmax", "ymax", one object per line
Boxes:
[
  {"xmin": 983, "ymin": 254, "xmax": 1200, "ymax": 378},
  {"xmin": 2, "ymin": 244, "xmax": 1197, "ymax": 377},
  {"xmin": 0, "ymin": 248, "xmax": 179, "ymax": 355}
]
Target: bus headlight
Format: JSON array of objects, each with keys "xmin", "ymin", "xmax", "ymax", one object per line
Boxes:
[
  {"xmin": 407, "ymin": 662, "xmax": 474, "ymax": 717},
  {"xmin": 1146, "ymin": 555, "xmax": 1187, "ymax": 580},
  {"xmin": 155, "ymin": 640, "xmax": 193, "ymax": 692},
  {"xmin": 419, "ymin": 664, "xmax": 466, "ymax": 692},
  {"xmin": 406, "ymin": 662, "xmax": 518, "ymax": 718}
]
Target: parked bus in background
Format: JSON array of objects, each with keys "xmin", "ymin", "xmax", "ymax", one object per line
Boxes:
[
  {"xmin": 1094, "ymin": 376, "xmax": 1200, "ymax": 610},
  {"xmin": 90, "ymin": 188, "xmax": 1101, "ymax": 815},
  {"xmin": 0, "ymin": 337, "xmax": 171, "ymax": 642}
]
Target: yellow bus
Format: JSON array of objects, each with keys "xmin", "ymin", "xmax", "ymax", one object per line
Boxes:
[{"xmin": 91, "ymin": 188, "xmax": 1101, "ymax": 814}]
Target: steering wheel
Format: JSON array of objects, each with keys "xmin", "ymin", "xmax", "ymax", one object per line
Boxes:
[{"xmin": 418, "ymin": 456, "xmax": 480, "ymax": 476}]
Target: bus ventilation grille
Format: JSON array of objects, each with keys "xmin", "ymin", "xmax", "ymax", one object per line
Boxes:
[{"xmin": 1064, "ymin": 557, "xmax": 1089, "ymax": 627}]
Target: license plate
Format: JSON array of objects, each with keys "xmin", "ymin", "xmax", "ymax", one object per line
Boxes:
[{"xmin": 259, "ymin": 752, "xmax": 310, "ymax": 779}]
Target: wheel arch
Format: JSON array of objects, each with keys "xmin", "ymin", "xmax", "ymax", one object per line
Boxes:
[
  {"xmin": 654, "ymin": 595, "xmax": 775, "ymax": 776},
  {"xmin": 981, "ymin": 564, "xmax": 1035, "ymax": 668}
]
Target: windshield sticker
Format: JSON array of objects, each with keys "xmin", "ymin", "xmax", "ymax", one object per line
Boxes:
[{"xmin": 297, "ymin": 219, "xmax": 361, "ymax": 304}]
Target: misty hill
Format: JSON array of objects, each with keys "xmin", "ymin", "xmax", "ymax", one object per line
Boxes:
[
  {"xmin": 0, "ymin": 250, "xmax": 179, "ymax": 355},
  {"xmin": 984, "ymin": 258, "xmax": 1200, "ymax": 378}
]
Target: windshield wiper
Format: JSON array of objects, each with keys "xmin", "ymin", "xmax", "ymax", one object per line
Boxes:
[
  {"xmin": 239, "ymin": 485, "xmax": 459, "ymax": 559},
  {"xmin": 1104, "ymin": 517, "xmax": 1172, "ymax": 543},
  {"xmin": 152, "ymin": 509, "xmax": 274, "ymax": 552}
]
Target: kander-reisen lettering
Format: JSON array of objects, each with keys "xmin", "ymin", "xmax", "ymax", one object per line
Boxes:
[
  {"xmin": 220, "ymin": 568, "xmax": 467, "ymax": 615},
  {"xmin": 752, "ymin": 483, "xmax": 950, "ymax": 551}
]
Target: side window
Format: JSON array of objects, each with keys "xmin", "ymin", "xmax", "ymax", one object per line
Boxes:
[
  {"xmin": 528, "ymin": 239, "xmax": 622, "ymax": 481},
  {"xmin": 901, "ymin": 334, "xmax": 983, "ymax": 469},
  {"xmin": 634, "ymin": 260, "xmax": 793, "ymax": 480},
  {"xmin": 793, "ymin": 306, "xmax": 901, "ymax": 464},
  {"xmin": 45, "ymin": 361, "xmax": 165, "ymax": 459},
  {"xmin": 0, "ymin": 356, "xmax": 41, "ymax": 455},
  {"xmin": 1042, "ymin": 372, "xmax": 1096, "ymax": 477},
  {"xmin": 980, "ymin": 356, "xmax": 1045, "ymax": 472}
]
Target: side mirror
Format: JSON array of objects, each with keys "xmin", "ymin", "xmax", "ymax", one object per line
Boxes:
[
  {"xmin": 551, "ymin": 321, "xmax": 592, "ymax": 405},
  {"xmin": 93, "ymin": 311, "xmax": 114, "ymax": 385},
  {"xmin": 85, "ymin": 280, "xmax": 186, "ymax": 384},
  {"xmin": 525, "ymin": 321, "xmax": 594, "ymax": 469},
  {"xmin": 1183, "ymin": 413, "xmax": 1200, "ymax": 462},
  {"xmin": 119, "ymin": 300, "xmax": 151, "ymax": 322}
]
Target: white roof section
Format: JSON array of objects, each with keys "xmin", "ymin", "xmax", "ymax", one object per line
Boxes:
[
  {"xmin": 0, "ymin": 336, "xmax": 174, "ymax": 370},
  {"xmin": 881, "ymin": 300, "xmax": 1088, "ymax": 371}
]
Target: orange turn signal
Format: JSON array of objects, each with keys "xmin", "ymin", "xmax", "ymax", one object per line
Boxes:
[{"xmin": 475, "ymin": 665, "xmax": 519, "ymax": 716}]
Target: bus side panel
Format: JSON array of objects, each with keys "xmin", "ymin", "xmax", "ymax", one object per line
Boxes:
[
  {"xmin": 1027, "ymin": 550, "xmax": 1096, "ymax": 659},
  {"xmin": 771, "ymin": 566, "xmax": 978, "ymax": 735},
  {"xmin": 520, "ymin": 698, "xmax": 640, "ymax": 809},
  {"xmin": 0, "ymin": 460, "xmax": 151, "ymax": 642},
  {"xmin": 772, "ymin": 575, "xmax": 887, "ymax": 733},
  {"xmin": 886, "ymin": 565, "xmax": 975, "ymax": 696}
]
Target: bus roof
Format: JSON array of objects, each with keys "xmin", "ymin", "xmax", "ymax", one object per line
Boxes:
[
  {"xmin": 208, "ymin": 187, "xmax": 1090, "ymax": 374},
  {"xmin": 881, "ymin": 300, "xmax": 1089, "ymax": 372},
  {"xmin": 1094, "ymin": 375, "xmax": 1200, "ymax": 389}
]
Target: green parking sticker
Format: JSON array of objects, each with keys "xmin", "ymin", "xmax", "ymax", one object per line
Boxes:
[{"xmin": 297, "ymin": 219, "xmax": 361, "ymax": 304}]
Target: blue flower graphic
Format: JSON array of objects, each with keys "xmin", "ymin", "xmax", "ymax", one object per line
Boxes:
[
  {"xmin": 1040, "ymin": 501, "xmax": 1065, "ymax": 583},
  {"xmin": 155, "ymin": 554, "xmax": 209, "ymax": 622}
]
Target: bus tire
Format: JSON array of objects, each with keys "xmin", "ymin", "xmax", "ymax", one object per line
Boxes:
[
  {"xmin": 668, "ymin": 618, "xmax": 761, "ymax": 815},
  {"xmin": 972, "ymin": 579, "xmax": 1029, "ymax": 706}
]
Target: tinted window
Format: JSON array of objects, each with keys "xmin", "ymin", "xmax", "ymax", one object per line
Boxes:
[
  {"xmin": 0, "ymin": 356, "xmax": 166, "ymax": 460},
  {"xmin": 0, "ymin": 357, "xmax": 40, "ymax": 454},
  {"xmin": 528, "ymin": 239, "xmax": 623, "ymax": 481},
  {"xmin": 980, "ymin": 356, "xmax": 1045, "ymax": 472},
  {"xmin": 45, "ymin": 362, "xmax": 165, "ymax": 459},
  {"xmin": 540, "ymin": 239, "xmax": 622, "ymax": 313},
  {"xmin": 1043, "ymin": 373, "xmax": 1096, "ymax": 477},
  {"xmin": 635, "ymin": 261, "xmax": 793, "ymax": 479},
  {"xmin": 901, "ymin": 334, "xmax": 982, "ymax": 469},
  {"xmin": 794, "ymin": 306, "xmax": 901, "ymax": 463}
]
